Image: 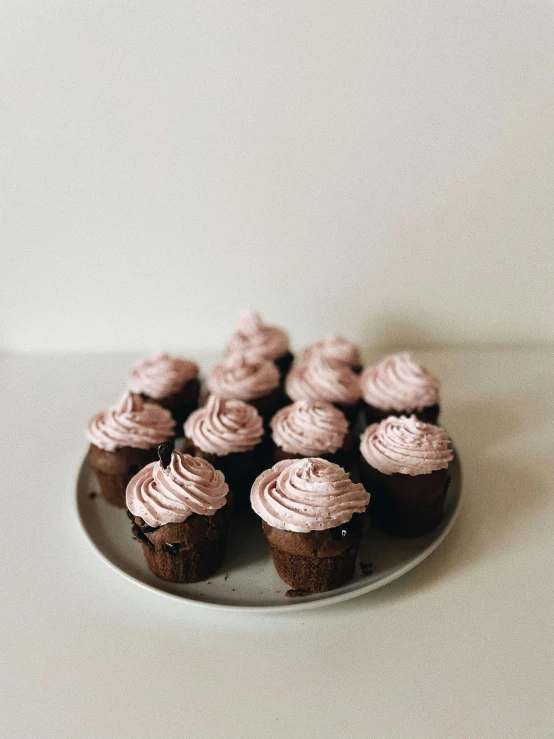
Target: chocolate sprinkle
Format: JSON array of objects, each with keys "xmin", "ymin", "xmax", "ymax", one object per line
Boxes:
[
  {"xmin": 131, "ymin": 523, "xmax": 155, "ymax": 551},
  {"xmin": 161, "ymin": 542, "xmax": 181, "ymax": 555},
  {"xmin": 158, "ymin": 440, "xmax": 175, "ymax": 469},
  {"xmin": 330, "ymin": 512, "xmax": 364, "ymax": 541}
]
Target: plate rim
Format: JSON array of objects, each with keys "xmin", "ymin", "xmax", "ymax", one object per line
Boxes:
[{"xmin": 75, "ymin": 450, "xmax": 462, "ymax": 614}]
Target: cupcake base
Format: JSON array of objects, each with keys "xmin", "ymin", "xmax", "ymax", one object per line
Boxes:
[
  {"xmin": 363, "ymin": 403, "xmax": 440, "ymax": 426},
  {"xmin": 270, "ymin": 545, "xmax": 358, "ymax": 593},
  {"xmin": 261, "ymin": 518, "xmax": 364, "ymax": 593},
  {"xmin": 190, "ymin": 442, "xmax": 270, "ymax": 513},
  {"xmin": 143, "ymin": 378, "xmax": 200, "ymax": 429},
  {"xmin": 244, "ymin": 388, "xmax": 284, "ymax": 428},
  {"xmin": 130, "ymin": 505, "xmax": 229, "ymax": 583},
  {"xmin": 275, "ymin": 351, "xmax": 294, "ymax": 379},
  {"xmin": 89, "ymin": 444, "xmax": 158, "ymax": 507},
  {"xmin": 360, "ymin": 457, "xmax": 449, "ymax": 537}
]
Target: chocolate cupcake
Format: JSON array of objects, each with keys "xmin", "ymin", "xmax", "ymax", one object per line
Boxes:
[
  {"xmin": 184, "ymin": 395, "xmax": 266, "ymax": 513},
  {"xmin": 301, "ymin": 335, "xmax": 362, "ymax": 373},
  {"xmin": 270, "ymin": 400, "xmax": 352, "ymax": 469},
  {"xmin": 207, "ymin": 353, "xmax": 281, "ymax": 425},
  {"xmin": 88, "ymin": 392, "xmax": 175, "ymax": 507},
  {"xmin": 285, "ymin": 355, "xmax": 361, "ymax": 424},
  {"xmin": 128, "ymin": 352, "xmax": 200, "ymax": 427},
  {"xmin": 360, "ymin": 352, "xmax": 440, "ymax": 425},
  {"xmin": 359, "ymin": 415, "xmax": 453, "ymax": 537},
  {"xmin": 251, "ymin": 458, "xmax": 370, "ymax": 593},
  {"xmin": 126, "ymin": 444, "xmax": 230, "ymax": 583},
  {"xmin": 225, "ymin": 310, "xmax": 293, "ymax": 377}
]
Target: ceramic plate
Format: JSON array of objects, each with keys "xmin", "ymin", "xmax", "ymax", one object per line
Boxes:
[{"xmin": 76, "ymin": 451, "xmax": 461, "ymax": 613}]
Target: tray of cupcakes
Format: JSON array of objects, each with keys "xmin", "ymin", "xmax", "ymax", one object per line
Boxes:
[{"xmin": 77, "ymin": 311, "xmax": 461, "ymax": 612}]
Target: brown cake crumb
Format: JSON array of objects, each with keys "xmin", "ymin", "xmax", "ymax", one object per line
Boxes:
[
  {"xmin": 285, "ymin": 588, "xmax": 310, "ymax": 598},
  {"xmin": 88, "ymin": 491, "xmax": 98, "ymax": 499},
  {"xmin": 360, "ymin": 561, "xmax": 373, "ymax": 576}
]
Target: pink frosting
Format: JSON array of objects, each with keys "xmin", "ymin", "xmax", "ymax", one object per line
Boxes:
[
  {"xmin": 301, "ymin": 335, "xmax": 361, "ymax": 368},
  {"xmin": 87, "ymin": 392, "xmax": 175, "ymax": 452},
  {"xmin": 285, "ymin": 356, "xmax": 361, "ymax": 406},
  {"xmin": 360, "ymin": 415, "xmax": 453, "ymax": 476},
  {"xmin": 361, "ymin": 352, "xmax": 439, "ymax": 412},
  {"xmin": 224, "ymin": 310, "xmax": 289, "ymax": 362},
  {"xmin": 128, "ymin": 352, "xmax": 198, "ymax": 400},
  {"xmin": 207, "ymin": 354, "xmax": 280, "ymax": 401},
  {"xmin": 184, "ymin": 395, "xmax": 264, "ymax": 456},
  {"xmin": 271, "ymin": 400, "xmax": 348, "ymax": 456},
  {"xmin": 251, "ymin": 458, "xmax": 370, "ymax": 532},
  {"xmin": 126, "ymin": 450, "xmax": 229, "ymax": 527}
]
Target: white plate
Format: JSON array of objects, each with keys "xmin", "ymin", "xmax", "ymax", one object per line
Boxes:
[{"xmin": 76, "ymin": 452, "xmax": 462, "ymax": 613}]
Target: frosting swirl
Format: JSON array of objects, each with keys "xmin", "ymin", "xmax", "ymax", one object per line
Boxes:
[
  {"xmin": 360, "ymin": 415, "xmax": 453, "ymax": 476},
  {"xmin": 126, "ymin": 450, "xmax": 229, "ymax": 527},
  {"xmin": 128, "ymin": 352, "xmax": 198, "ymax": 400},
  {"xmin": 184, "ymin": 395, "xmax": 264, "ymax": 456},
  {"xmin": 87, "ymin": 392, "xmax": 175, "ymax": 452},
  {"xmin": 285, "ymin": 356, "xmax": 361, "ymax": 406},
  {"xmin": 271, "ymin": 400, "xmax": 348, "ymax": 456},
  {"xmin": 301, "ymin": 335, "xmax": 361, "ymax": 368},
  {"xmin": 207, "ymin": 354, "xmax": 280, "ymax": 401},
  {"xmin": 361, "ymin": 352, "xmax": 439, "ymax": 412},
  {"xmin": 224, "ymin": 310, "xmax": 289, "ymax": 362},
  {"xmin": 251, "ymin": 458, "xmax": 370, "ymax": 532}
]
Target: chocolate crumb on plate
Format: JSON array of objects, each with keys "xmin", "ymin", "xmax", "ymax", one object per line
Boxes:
[
  {"xmin": 88, "ymin": 491, "xmax": 98, "ymax": 499},
  {"xmin": 285, "ymin": 588, "xmax": 310, "ymax": 598},
  {"xmin": 360, "ymin": 561, "xmax": 373, "ymax": 576}
]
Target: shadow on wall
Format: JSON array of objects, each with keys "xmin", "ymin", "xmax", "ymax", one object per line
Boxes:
[
  {"xmin": 344, "ymin": 94, "xmax": 554, "ymax": 357},
  {"xmin": 357, "ymin": 314, "xmax": 554, "ymax": 362},
  {"xmin": 359, "ymin": 316, "xmax": 446, "ymax": 360}
]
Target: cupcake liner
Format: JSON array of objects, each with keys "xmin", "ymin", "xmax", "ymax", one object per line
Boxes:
[
  {"xmin": 269, "ymin": 545, "xmax": 359, "ymax": 593},
  {"xmin": 130, "ymin": 506, "xmax": 229, "ymax": 583},
  {"xmin": 89, "ymin": 444, "xmax": 158, "ymax": 507},
  {"xmin": 360, "ymin": 457, "xmax": 449, "ymax": 537}
]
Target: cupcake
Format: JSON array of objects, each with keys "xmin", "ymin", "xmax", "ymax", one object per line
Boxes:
[
  {"xmin": 128, "ymin": 352, "xmax": 200, "ymax": 427},
  {"xmin": 184, "ymin": 395, "xmax": 266, "ymax": 513},
  {"xmin": 207, "ymin": 353, "xmax": 281, "ymax": 424},
  {"xmin": 285, "ymin": 355, "xmax": 361, "ymax": 424},
  {"xmin": 126, "ymin": 443, "xmax": 230, "ymax": 583},
  {"xmin": 270, "ymin": 400, "xmax": 352, "ymax": 468},
  {"xmin": 225, "ymin": 310, "xmax": 293, "ymax": 377},
  {"xmin": 301, "ymin": 335, "xmax": 362, "ymax": 373},
  {"xmin": 251, "ymin": 458, "xmax": 370, "ymax": 593},
  {"xmin": 88, "ymin": 392, "xmax": 175, "ymax": 507},
  {"xmin": 360, "ymin": 352, "xmax": 440, "ymax": 425},
  {"xmin": 359, "ymin": 415, "xmax": 453, "ymax": 537}
]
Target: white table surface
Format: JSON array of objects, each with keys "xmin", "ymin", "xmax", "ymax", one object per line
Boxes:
[{"xmin": 2, "ymin": 348, "xmax": 553, "ymax": 739}]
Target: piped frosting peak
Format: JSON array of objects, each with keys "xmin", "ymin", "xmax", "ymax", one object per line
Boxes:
[
  {"xmin": 251, "ymin": 457, "xmax": 369, "ymax": 532},
  {"xmin": 360, "ymin": 414, "xmax": 452, "ymax": 476}
]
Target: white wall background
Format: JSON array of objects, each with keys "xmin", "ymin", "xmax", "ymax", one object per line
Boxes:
[{"xmin": 1, "ymin": 0, "xmax": 553, "ymax": 353}]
